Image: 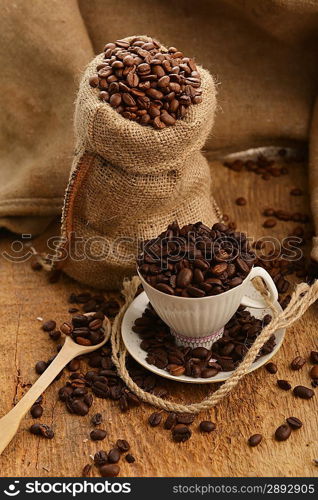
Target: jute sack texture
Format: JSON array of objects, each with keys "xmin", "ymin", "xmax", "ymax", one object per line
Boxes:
[{"xmin": 59, "ymin": 36, "xmax": 219, "ymax": 290}]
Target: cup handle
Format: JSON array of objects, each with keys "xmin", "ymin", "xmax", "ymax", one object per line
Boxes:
[{"xmin": 240, "ymin": 266, "xmax": 278, "ymax": 309}]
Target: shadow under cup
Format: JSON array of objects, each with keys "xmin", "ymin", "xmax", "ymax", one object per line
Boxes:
[{"xmin": 138, "ymin": 266, "xmax": 278, "ymax": 349}]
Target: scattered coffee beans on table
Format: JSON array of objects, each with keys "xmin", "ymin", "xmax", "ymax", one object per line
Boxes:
[
  {"xmin": 290, "ymin": 356, "xmax": 306, "ymax": 371},
  {"xmin": 265, "ymin": 362, "xmax": 277, "ymax": 374},
  {"xmin": 293, "ymin": 385, "xmax": 314, "ymax": 399},
  {"xmin": 277, "ymin": 380, "xmax": 291, "ymax": 391},
  {"xmin": 199, "ymin": 421, "xmax": 216, "ymax": 433},
  {"xmin": 138, "ymin": 221, "xmax": 255, "ymax": 297},
  {"xmin": 275, "ymin": 423, "xmax": 292, "ymax": 441},
  {"xmin": 30, "ymin": 423, "xmax": 54, "ymax": 439},
  {"xmin": 133, "ymin": 304, "xmax": 274, "ymax": 378},
  {"xmin": 248, "ymin": 434, "xmax": 263, "ymax": 447},
  {"xmin": 286, "ymin": 417, "xmax": 302, "ymax": 429},
  {"xmin": 89, "ymin": 37, "xmax": 202, "ymax": 129}
]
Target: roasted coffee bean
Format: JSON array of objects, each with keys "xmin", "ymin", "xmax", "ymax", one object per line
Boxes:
[
  {"xmin": 265, "ymin": 362, "xmax": 277, "ymax": 374},
  {"xmin": 290, "ymin": 356, "xmax": 306, "ymax": 370},
  {"xmin": 91, "ymin": 413, "xmax": 103, "ymax": 426},
  {"xmin": 148, "ymin": 412, "xmax": 162, "ymax": 427},
  {"xmin": 286, "ymin": 417, "xmax": 302, "ymax": 429},
  {"xmin": 172, "ymin": 424, "xmax": 192, "ymax": 443},
  {"xmin": 94, "ymin": 450, "xmax": 108, "ymax": 466},
  {"xmin": 82, "ymin": 464, "xmax": 91, "ymax": 477},
  {"xmin": 108, "ymin": 448, "xmax": 121, "ymax": 464},
  {"xmin": 68, "ymin": 359, "xmax": 80, "ymax": 372},
  {"xmin": 310, "ymin": 351, "xmax": 318, "ymax": 364},
  {"xmin": 293, "ymin": 385, "xmax": 314, "ymax": 399},
  {"xmin": 90, "ymin": 429, "xmax": 107, "ymax": 441},
  {"xmin": 164, "ymin": 412, "xmax": 177, "ymax": 430},
  {"xmin": 42, "ymin": 320, "xmax": 56, "ymax": 332},
  {"xmin": 199, "ymin": 421, "xmax": 216, "ymax": 433},
  {"xmin": 263, "ymin": 218, "xmax": 277, "ymax": 228},
  {"xmin": 30, "ymin": 423, "xmax": 54, "ymax": 439},
  {"xmin": 275, "ymin": 424, "xmax": 292, "ymax": 441},
  {"xmin": 277, "ymin": 380, "xmax": 291, "ymax": 391},
  {"xmin": 116, "ymin": 439, "xmax": 130, "ymax": 452},
  {"xmin": 248, "ymin": 434, "xmax": 262, "ymax": 447},
  {"xmin": 125, "ymin": 454, "xmax": 135, "ymax": 463},
  {"xmin": 35, "ymin": 361, "xmax": 48, "ymax": 375},
  {"xmin": 191, "ymin": 347, "xmax": 209, "ymax": 359},
  {"xmin": 310, "ymin": 365, "xmax": 318, "ymax": 379},
  {"xmin": 236, "ymin": 197, "xmax": 247, "ymax": 206},
  {"xmin": 49, "ymin": 330, "xmax": 61, "ymax": 341},
  {"xmin": 71, "ymin": 399, "xmax": 89, "ymax": 416},
  {"xmin": 176, "ymin": 413, "xmax": 195, "ymax": 425},
  {"xmin": 30, "ymin": 404, "xmax": 43, "ymax": 419},
  {"xmin": 60, "ymin": 322, "xmax": 73, "ymax": 335},
  {"xmin": 99, "ymin": 464, "xmax": 120, "ymax": 477}
]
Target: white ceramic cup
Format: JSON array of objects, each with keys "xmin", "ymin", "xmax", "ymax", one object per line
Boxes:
[{"xmin": 138, "ymin": 266, "xmax": 278, "ymax": 349}]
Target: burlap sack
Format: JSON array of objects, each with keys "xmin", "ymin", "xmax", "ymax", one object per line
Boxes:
[{"xmin": 57, "ymin": 36, "xmax": 219, "ymax": 290}]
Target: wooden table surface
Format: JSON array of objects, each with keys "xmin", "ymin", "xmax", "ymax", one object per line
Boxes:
[{"xmin": 0, "ymin": 158, "xmax": 317, "ymax": 478}]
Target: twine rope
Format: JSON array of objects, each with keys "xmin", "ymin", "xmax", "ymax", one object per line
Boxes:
[{"xmin": 111, "ymin": 276, "xmax": 318, "ymax": 414}]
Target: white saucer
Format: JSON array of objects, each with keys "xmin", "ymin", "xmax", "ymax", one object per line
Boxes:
[{"xmin": 121, "ymin": 284, "xmax": 285, "ymax": 384}]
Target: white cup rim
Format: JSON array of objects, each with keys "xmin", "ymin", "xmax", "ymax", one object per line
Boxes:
[{"xmin": 137, "ymin": 266, "xmax": 253, "ymax": 301}]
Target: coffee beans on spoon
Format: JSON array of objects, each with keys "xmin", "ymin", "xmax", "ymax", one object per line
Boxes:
[
  {"xmin": 60, "ymin": 312, "xmax": 106, "ymax": 346},
  {"xmin": 137, "ymin": 221, "xmax": 255, "ymax": 297},
  {"xmin": 89, "ymin": 37, "xmax": 202, "ymax": 129}
]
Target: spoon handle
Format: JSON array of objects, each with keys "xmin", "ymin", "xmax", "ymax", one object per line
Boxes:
[{"xmin": 0, "ymin": 339, "xmax": 76, "ymax": 454}]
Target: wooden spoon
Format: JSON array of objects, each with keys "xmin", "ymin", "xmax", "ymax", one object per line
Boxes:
[{"xmin": 0, "ymin": 313, "xmax": 111, "ymax": 455}]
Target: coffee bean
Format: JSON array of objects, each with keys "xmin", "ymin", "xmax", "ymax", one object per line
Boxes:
[
  {"xmin": 81, "ymin": 464, "xmax": 92, "ymax": 477},
  {"xmin": 30, "ymin": 404, "xmax": 43, "ymax": 419},
  {"xmin": 125, "ymin": 453, "xmax": 135, "ymax": 463},
  {"xmin": 60, "ymin": 322, "xmax": 73, "ymax": 335},
  {"xmin": 263, "ymin": 208, "xmax": 275, "ymax": 217},
  {"xmin": 94, "ymin": 450, "xmax": 108, "ymax": 466},
  {"xmin": 263, "ymin": 218, "xmax": 277, "ymax": 228},
  {"xmin": 68, "ymin": 359, "xmax": 80, "ymax": 372},
  {"xmin": 275, "ymin": 424, "xmax": 291, "ymax": 441},
  {"xmin": 277, "ymin": 380, "xmax": 291, "ymax": 391},
  {"xmin": 172, "ymin": 424, "xmax": 192, "ymax": 442},
  {"xmin": 191, "ymin": 347, "xmax": 209, "ymax": 359},
  {"xmin": 30, "ymin": 423, "xmax": 54, "ymax": 439},
  {"xmin": 148, "ymin": 412, "xmax": 162, "ymax": 427},
  {"xmin": 265, "ymin": 362, "xmax": 277, "ymax": 374},
  {"xmin": 176, "ymin": 413, "xmax": 195, "ymax": 425},
  {"xmin": 293, "ymin": 385, "xmax": 314, "ymax": 399},
  {"xmin": 35, "ymin": 361, "xmax": 48, "ymax": 374},
  {"xmin": 90, "ymin": 429, "xmax": 107, "ymax": 441},
  {"xmin": 164, "ymin": 412, "xmax": 177, "ymax": 430},
  {"xmin": 310, "ymin": 365, "xmax": 318, "ymax": 379},
  {"xmin": 310, "ymin": 350, "xmax": 318, "ymax": 364},
  {"xmin": 70, "ymin": 399, "xmax": 89, "ymax": 416},
  {"xmin": 248, "ymin": 434, "xmax": 262, "ymax": 447},
  {"xmin": 108, "ymin": 448, "xmax": 121, "ymax": 464},
  {"xmin": 91, "ymin": 413, "xmax": 103, "ymax": 426},
  {"xmin": 286, "ymin": 417, "xmax": 302, "ymax": 429},
  {"xmin": 116, "ymin": 439, "xmax": 130, "ymax": 452},
  {"xmin": 199, "ymin": 421, "xmax": 216, "ymax": 433},
  {"xmin": 236, "ymin": 197, "xmax": 247, "ymax": 206},
  {"xmin": 42, "ymin": 320, "xmax": 56, "ymax": 332},
  {"xmin": 99, "ymin": 464, "xmax": 120, "ymax": 477},
  {"xmin": 177, "ymin": 268, "xmax": 193, "ymax": 288},
  {"xmin": 290, "ymin": 356, "xmax": 306, "ymax": 371}
]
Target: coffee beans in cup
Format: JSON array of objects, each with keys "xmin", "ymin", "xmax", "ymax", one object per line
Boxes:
[
  {"xmin": 89, "ymin": 37, "xmax": 202, "ymax": 128},
  {"xmin": 137, "ymin": 221, "xmax": 255, "ymax": 297}
]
